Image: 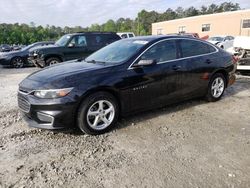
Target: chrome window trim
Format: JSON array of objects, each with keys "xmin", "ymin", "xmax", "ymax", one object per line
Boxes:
[{"xmin": 128, "ymin": 37, "xmax": 218, "ymax": 70}]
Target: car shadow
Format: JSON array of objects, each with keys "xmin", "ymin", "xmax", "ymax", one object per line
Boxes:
[{"xmin": 224, "ymin": 76, "xmax": 250, "ymax": 97}]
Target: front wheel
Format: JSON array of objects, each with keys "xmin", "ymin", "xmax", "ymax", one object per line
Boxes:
[
  {"xmin": 46, "ymin": 57, "xmax": 61, "ymax": 67},
  {"xmin": 11, "ymin": 57, "xmax": 24, "ymax": 68},
  {"xmin": 206, "ymin": 73, "xmax": 226, "ymax": 102},
  {"xmin": 77, "ymin": 92, "xmax": 119, "ymax": 135}
]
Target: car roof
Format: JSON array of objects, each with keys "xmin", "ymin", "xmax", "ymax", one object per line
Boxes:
[
  {"xmin": 117, "ymin": 32, "xmax": 134, "ymax": 34},
  {"xmin": 68, "ymin": 32, "xmax": 118, "ymax": 36},
  {"xmin": 124, "ymin": 35, "xmax": 197, "ymax": 42}
]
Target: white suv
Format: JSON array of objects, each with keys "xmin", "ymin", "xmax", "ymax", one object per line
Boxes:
[{"xmin": 117, "ymin": 32, "xmax": 135, "ymax": 39}]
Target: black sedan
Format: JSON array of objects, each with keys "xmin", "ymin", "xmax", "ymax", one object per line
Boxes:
[
  {"xmin": 18, "ymin": 35, "xmax": 236, "ymax": 135},
  {"xmin": 0, "ymin": 44, "xmax": 12, "ymax": 52},
  {"xmin": 0, "ymin": 41, "xmax": 54, "ymax": 68}
]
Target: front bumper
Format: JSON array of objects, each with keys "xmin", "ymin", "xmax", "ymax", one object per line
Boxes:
[
  {"xmin": 28, "ymin": 56, "xmax": 46, "ymax": 68},
  {"xmin": 18, "ymin": 90, "xmax": 78, "ymax": 130},
  {"xmin": 0, "ymin": 58, "xmax": 11, "ymax": 66}
]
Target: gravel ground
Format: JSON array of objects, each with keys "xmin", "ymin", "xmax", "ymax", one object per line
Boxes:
[{"xmin": 0, "ymin": 67, "xmax": 250, "ymax": 188}]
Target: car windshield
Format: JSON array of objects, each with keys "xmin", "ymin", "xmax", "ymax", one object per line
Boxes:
[
  {"xmin": 85, "ymin": 39, "xmax": 148, "ymax": 64},
  {"xmin": 209, "ymin": 37, "xmax": 224, "ymax": 42},
  {"xmin": 55, "ymin": 35, "xmax": 71, "ymax": 46}
]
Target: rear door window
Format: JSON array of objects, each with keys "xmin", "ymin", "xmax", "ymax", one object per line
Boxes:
[
  {"xmin": 179, "ymin": 39, "xmax": 215, "ymax": 58},
  {"xmin": 87, "ymin": 34, "xmax": 105, "ymax": 47},
  {"xmin": 141, "ymin": 40, "xmax": 177, "ymax": 63},
  {"xmin": 103, "ymin": 34, "xmax": 121, "ymax": 45},
  {"xmin": 121, "ymin": 34, "xmax": 128, "ymax": 38}
]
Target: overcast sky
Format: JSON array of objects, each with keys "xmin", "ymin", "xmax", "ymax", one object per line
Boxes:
[{"xmin": 0, "ymin": 0, "xmax": 249, "ymax": 27}]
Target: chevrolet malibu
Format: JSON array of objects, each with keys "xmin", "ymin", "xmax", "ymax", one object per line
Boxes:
[{"xmin": 18, "ymin": 35, "xmax": 236, "ymax": 135}]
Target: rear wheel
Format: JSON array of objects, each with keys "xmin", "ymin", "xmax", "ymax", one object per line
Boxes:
[
  {"xmin": 46, "ymin": 57, "xmax": 61, "ymax": 66},
  {"xmin": 11, "ymin": 57, "xmax": 24, "ymax": 68},
  {"xmin": 77, "ymin": 92, "xmax": 119, "ymax": 135},
  {"xmin": 206, "ymin": 73, "xmax": 226, "ymax": 102}
]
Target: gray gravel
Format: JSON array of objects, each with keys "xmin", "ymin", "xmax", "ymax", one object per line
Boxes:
[{"xmin": 0, "ymin": 68, "xmax": 250, "ymax": 188}]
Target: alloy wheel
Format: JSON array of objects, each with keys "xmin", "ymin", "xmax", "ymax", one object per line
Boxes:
[
  {"xmin": 211, "ymin": 77, "xmax": 225, "ymax": 98},
  {"xmin": 86, "ymin": 100, "xmax": 115, "ymax": 130},
  {"xmin": 49, "ymin": 60, "xmax": 59, "ymax": 66},
  {"xmin": 12, "ymin": 57, "xmax": 24, "ymax": 68}
]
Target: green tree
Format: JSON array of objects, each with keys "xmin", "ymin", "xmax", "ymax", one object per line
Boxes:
[
  {"xmin": 103, "ymin": 19, "xmax": 116, "ymax": 32},
  {"xmin": 0, "ymin": 2, "xmax": 242, "ymax": 44}
]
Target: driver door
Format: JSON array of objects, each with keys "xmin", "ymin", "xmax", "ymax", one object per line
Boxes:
[
  {"xmin": 64, "ymin": 35, "xmax": 90, "ymax": 60},
  {"xmin": 125, "ymin": 39, "xmax": 180, "ymax": 112}
]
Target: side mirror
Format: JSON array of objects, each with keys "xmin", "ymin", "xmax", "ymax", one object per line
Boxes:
[
  {"xmin": 133, "ymin": 59, "xmax": 156, "ymax": 67},
  {"xmin": 68, "ymin": 43, "xmax": 75, "ymax": 48}
]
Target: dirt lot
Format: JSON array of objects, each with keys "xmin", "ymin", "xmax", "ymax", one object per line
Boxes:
[{"xmin": 0, "ymin": 67, "xmax": 250, "ymax": 188}]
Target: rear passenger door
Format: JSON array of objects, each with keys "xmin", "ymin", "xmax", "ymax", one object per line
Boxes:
[
  {"xmin": 86, "ymin": 34, "xmax": 120, "ymax": 54},
  {"xmin": 86, "ymin": 34, "xmax": 109, "ymax": 54},
  {"xmin": 177, "ymin": 39, "xmax": 217, "ymax": 98}
]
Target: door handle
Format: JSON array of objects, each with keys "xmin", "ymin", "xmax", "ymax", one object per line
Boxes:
[
  {"xmin": 205, "ymin": 59, "xmax": 212, "ymax": 64},
  {"xmin": 172, "ymin": 65, "xmax": 182, "ymax": 71}
]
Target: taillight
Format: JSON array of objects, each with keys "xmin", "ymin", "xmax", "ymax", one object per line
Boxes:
[{"xmin": 232, "ymin": 55, "xmax": 238, "ymax": 64}]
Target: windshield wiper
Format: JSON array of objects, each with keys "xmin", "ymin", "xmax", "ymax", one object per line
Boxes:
[{"xmin": 86, "ymin": 60, "xmax": 106, "ymax": 64}]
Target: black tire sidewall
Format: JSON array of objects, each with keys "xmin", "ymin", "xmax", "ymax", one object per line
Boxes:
[
  {"xmin": 77, "ymin": 92, "xmax": 119, "ymax": 135},
  {"xmin": 206, "ymin": 73, "xmax": 226, "ymax": 102}
]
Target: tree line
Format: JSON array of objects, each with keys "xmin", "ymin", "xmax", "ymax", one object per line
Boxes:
[{"xmin": 0, "ymin": 2, "xmax": 241, "ymax": 45}]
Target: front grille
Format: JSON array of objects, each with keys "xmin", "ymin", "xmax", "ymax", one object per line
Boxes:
[{"xmin": 18, "ymin": 94, "xmax": 30, "ymax": 113}]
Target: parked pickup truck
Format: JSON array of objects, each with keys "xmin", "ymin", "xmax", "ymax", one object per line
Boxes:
[{"xmin": 29, "ymin": 32, "xmax": 121, "ymax": 68}]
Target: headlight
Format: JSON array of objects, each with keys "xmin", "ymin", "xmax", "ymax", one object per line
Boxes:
[
  {"xmin": 33, "ymin": 88, "xmax": 73, "ymax": 99},
  {"xmin": 32, "ymin": 50, "xmax": 43, "ymax": 57}
]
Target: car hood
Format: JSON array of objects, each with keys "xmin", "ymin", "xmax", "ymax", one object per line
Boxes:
[
  {"xmin": 26, "ymin": 60, "xmax": 112, "ymax": 83},
  {"xmin": 0, "ymin": 50, "xmax": 23, "ymax": 56},
  {"xmin": 30, "ymin": 44, "xmax": 60, "ymax": 52}
]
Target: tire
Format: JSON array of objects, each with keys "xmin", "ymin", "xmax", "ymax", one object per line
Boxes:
[
  {"xmin": 77, "ymin": 92, "xmax": 119, "ymax": 135},
  {"xmin": 220, "ymin": 45, "xmax": 224, "ymax": 49},
  {"xmin": 46, "ymin": 57, "xmax": 61, "ymax": 66},
  {"xmin": 11, "ymin": 57, "xmax": 24, "ymax": 68},
  {"xmin": 206, "ymin": 73, "xmax": 226, "ymax": 102}
]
